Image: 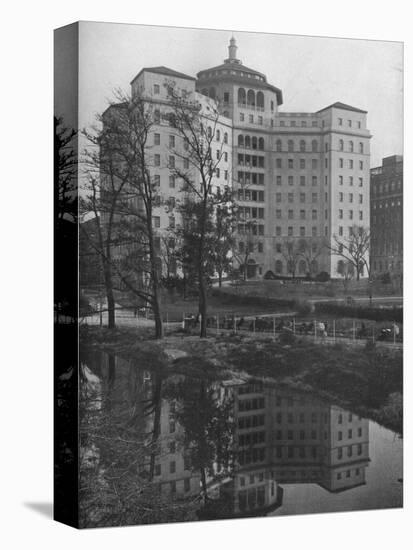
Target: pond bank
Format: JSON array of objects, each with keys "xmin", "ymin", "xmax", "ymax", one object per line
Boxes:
[{"xmin": 80, "ymin": 326, "xmax": 403, "ymax": 435}]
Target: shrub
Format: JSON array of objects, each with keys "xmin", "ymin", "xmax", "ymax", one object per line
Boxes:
[
  {"xmin": 314, "ymin": 302, "xmax": 403, "ymax": 323},
  {"xmin": 315, "ymin": 271, "xmax": 330, "ymax": 282}
]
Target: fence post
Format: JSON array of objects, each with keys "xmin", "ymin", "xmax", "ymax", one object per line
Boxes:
[
  {"xmin": 216, "ymin": 314, "xmax": 219, "ymax": 336},
  {"xmin": 253, "ymin": 318, "xmax": 256, "ymax": 334},
  {"xmin": 353, "ymin": 320, "xmax": 356, "ymax": 342},
  {"xmin": 393, "ymin": 324, "xmax": 396, "ymax": 345},
  {"xmin": 182, "ymin": 311, "xmax": 185, "ymax": 330},
  {"xmin": 372, "ymin": 322, "xmax": 375, "ymax": 344},
  {"xmin": 333, "ymin": 320, "xmax": 336, "ymax": 343},
  {"xmin": 166, "ymin": 311, "xmax": 169, "ymax": 332},
  {"xmin": 273, "ymin": 316, "xmax": 276, "ymax": 339},
  {"xmin": 314, "ymin": 320, "xmax": 317, "ymax": 341},
  {"xmin": 293, "ymin": 318, "xmax": 296, "ymax": 335},
  {"xmin": 234, "ymin": 316, "xmax": 236, "ymax": 334}
]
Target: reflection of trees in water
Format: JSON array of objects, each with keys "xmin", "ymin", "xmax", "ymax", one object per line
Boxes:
[
  {"xmin": 164, "ymin": 374, "xmax": 235, "ymax": 497},
  {"xmin": 79, "ymin": 352, "xmax": 201, "ymax": 527}
]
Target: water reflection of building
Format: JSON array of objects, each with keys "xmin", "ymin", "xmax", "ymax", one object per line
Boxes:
[
  {"xmin": 221, "ymin": 380, "xmax": 370, "ymax": 515},
  {"xmin": 85, "ymin": 352, "xmax": 370, "ymax": 520}
]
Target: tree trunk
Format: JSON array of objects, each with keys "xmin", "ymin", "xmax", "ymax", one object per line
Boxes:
[
  {"xmin": 198, "ymin": 269, "xmax": 207, "ymax": 338},
  {"xmin": 103, "ymin": 259, "xmax": 116, "ymax": 329}
]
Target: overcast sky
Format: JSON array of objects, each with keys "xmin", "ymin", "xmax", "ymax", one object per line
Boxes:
[{"xmin": 56, "ymin": 21, "xmax": 403, "ymax": 168}]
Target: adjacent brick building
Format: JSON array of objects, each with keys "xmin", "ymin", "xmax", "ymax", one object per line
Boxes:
[{"xmin": 370, "ymin": 155, "xmax": 403, "ymax": 275}]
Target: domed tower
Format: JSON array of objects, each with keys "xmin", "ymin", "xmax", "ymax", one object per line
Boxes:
[
  {"xmin": 196, "ymin": 37, "xmax": 283, "ymax": 125},
  {"xmin": 196, "ymin": 39, "xmax": 284, "ymax": 278}
]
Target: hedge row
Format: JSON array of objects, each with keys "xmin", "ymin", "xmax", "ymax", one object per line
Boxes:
[
  {"xmin": 210, "ymin": 289, "xmax": 296, "ymax": 309},
  {"xmin": 314, "ymin": 303, "xmax": 403, "ymax": 323}
]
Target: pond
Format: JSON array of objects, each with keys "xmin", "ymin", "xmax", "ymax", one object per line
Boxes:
[{"xmin": 78, "ymin": 350, "xmax": 403, "ymax": 527}]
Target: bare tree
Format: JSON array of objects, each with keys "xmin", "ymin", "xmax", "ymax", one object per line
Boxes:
[
  {"xmin": 281, "ymin": 240, "xmax": 301, "ymax": 278},
  {"xmin": 330, "ymin": 225, "xmax": 370, "ymax": 281},
  {"xmin": 167, "ymin": 83, "xmax": 228, "ymax": 337},
  {"xmin": 232, "ymin": 220, "xmax": 259, "ymax": 281},
  {"xmin": 336, "ymin": 259, "xmax": 355, "ymax": 293},
  {"xmin": 81, "ymin": 90, "xmax": 164, "ymax": 337},
  {"xmin": 297, "ymin": 238, "xmax": 325, "ymax": 278}
]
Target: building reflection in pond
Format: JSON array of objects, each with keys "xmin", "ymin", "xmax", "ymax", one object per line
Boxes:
[{"xmin": 82, "ymin": 353, "xmax": 370, "ymax": 522}]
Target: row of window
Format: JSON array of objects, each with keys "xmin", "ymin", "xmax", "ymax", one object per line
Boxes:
[
  {"xmin": 237, "ymin": 189, "xmax": 265, "ymax": 202},
  {"xmin": 237, "ymin": 154, "xmax": 265, "ymax": 167},
  {"xmin": 237, "ymin": 223, "xmax": 265, "ymax": 236},
  {"xmin": 237, "ymin": 135, "xmax": 265, "ymax": 150},
  {"xmin": 372, "ymin": 199, "xmax": 402, "ymax": 209},
  {"xmin": 274, "ymin": 242, "xmax": 319, "ymax": 254},
  {"xmin": 238, "ymin": 397, "xmax": 265, "ymax": 412},
  {"xmin": 275, "ymin": 175, "xmax": 326, "ymax": 186},
  {"xmin": 337, "ymin": 444, "xmax": 363, "ymax": 459},
  {"xmin": 338, "ymin": 209, "xmax": 364, "ymax": 221},
  {"xmin": 168, "ymin": 478, "xmax": 192, "ymax": 494},
  {"xmin": 338, "ymin": 117, "xmax": 362, "ymax": 129},
  {"xmin": 275, "ymin": 191, "xmax": 321, "ymax": 202},
  {"xmin": 338, "ymin": 158, "xmax": 365, "ymax": 170},
  {"xmin": 278, "ymin": 119, "xmax": 319, "ymax": 128},
  {"xmin": 371, "ymin": 180, "xmax": 402, "ymax": 195},
  {"xmin": 238, "ymin": 207, "xmax": 265, "ymax": 220},
  {"xmin": 239, "ymin": 112, "xmax": 264, "ymax": 125},
  {"xmin": 275, "ymin": 226, "xmax": 326, "ymax": 238},
  {"xmin": 238, "ymin": 447, "xmax": 266, "ymax": 465},
  {"xmin": 275, "ymin": 445, "xmax": 318, "ymax": 459},
  {"xmin": 153, "ymin": 109, "xmax": 230, "ymax": 143},
  {"xmin": 275, "ymin": 139, "xmax": 365, "ymax": 153},
  {"xmin": 337, "ymin": 427, "xmax": 363, "ymax": 440},
  {"xmin": 336, "ymin": 468, "xmax": 362, "ymax": 481},
  {"xmin": 238, "ymin": 431, "xmax": 266, "ymax": 446},
  {"xmin": 275, "ymin": 429, "xmax": 320, "ymax": 441},
  {"xmin": 276, "ymin": 209, "xmax": 320, "ymax": 221},
  {"xmin": 239, "ymin": 472, "xmax": 265, "ymax": 487},
  {"xmin": 337, "ymin": 225, "xmax": 365, "ymax": 237},
  {"xmin": 339, "ymin": 175, "xmax": 364, "ymax": 186},
  {"xmin": 276, "ymin": 158, "xmax": 319, "ymax": 170},
  {"xmin": 238, "ymin": 171, "xmax": 265, "ymax": 185},
  {"xmin": 338, "ymin": 192, "xmax": 364, "ymax": 204},
  {"xmin": 238, "ymin": 414, "xmax": 265, "ymax": 430}
]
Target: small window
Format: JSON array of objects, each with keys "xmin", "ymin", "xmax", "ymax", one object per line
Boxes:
[
  {"xmin": 154, "ymin": 133, "xmax": 160, "ymax": 145},
  {"xmin": 154, "ymin": 84, "xmax": 160, "ymax": 94}
]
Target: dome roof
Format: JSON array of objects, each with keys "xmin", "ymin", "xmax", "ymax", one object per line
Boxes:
[{"xmin": 196, "ymin": 39, "xmax": 283, "ymax": 105}]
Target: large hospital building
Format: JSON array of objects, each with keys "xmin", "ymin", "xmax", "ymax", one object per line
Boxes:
[{"xmin": 119, "ymin": 38, "xmax": 371, "ymax": 279}]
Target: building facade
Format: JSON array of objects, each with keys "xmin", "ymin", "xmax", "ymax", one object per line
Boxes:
[
  {"xmin": 370, "ymin": 155, "xmax": 403, "ymax": 276},
  {"xmin": 104, "ymin": 38, "xmax": 371, "ymax": 279}
]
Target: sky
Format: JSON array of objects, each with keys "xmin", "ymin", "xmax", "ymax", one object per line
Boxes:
[{"xmin": 56, "ymin": 21, "xmax": 403, "ymax": 168}]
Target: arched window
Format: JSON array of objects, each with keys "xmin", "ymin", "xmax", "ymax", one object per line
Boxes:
[
  {"xmin": 288, "ymin": 140, "xmax": 294, "ymax": 152},
  {"xmin": 154, "ymin": 109, "xmax": 160, "ymax": 124},
  {"xmin": 216, "ymin": 129, "xmax": 221, "ymax": 141},
  {"xmin": 276, "ymin": 139, "xmax": 282, "ymax": 152},
  {"xmin": 238, "ymin": 88, "xmax": 246, "ymax": 105},
  {"xmin": 238, "ymin": 135, "xmax": 244, "ymax": 147},
  {"xmin": 339, "ymin": 139, "xmax": 344, "ymax": 151},
  {"xmin": 252, "ymin": 136, "xmax": 258, "ymax": 150},
  {"xmin": 300, "ymin": 140, "xmax": 306, "ymax": 152},
  {"xmin": 245, "ymin": 135, "xmax": 251, "ymax": 148},
  {"xmin": 349, "ymin": 141, "xmax": 354, "ymax": 152},
  {"xmin": 247, "ymin": 89, "xmax": 255, "ymax": 106},
  {"xmin": 201, "ymin": 88, "xmax": 208, "ymax": 96},
  {"xmin": 312, "ymin": 140, "xmax": 318, "ymax": 152},
  {"xmin": 209, "ymin": 87, "xmax": 216, "ymax": 99},
  {"xmin": 275, "ymin": 260, "xmax": 283, "ymax": 274},
  {"xmin": 256, "ymin": 91, "xmax": 264, "ymax": 108},
  {"xmin": 359, "ymin": 142, "xmax": 364, "ymax": 154},
  {"xmin": 298, "ymin": 259, "xmax": 307, "ymax": 275},
  {"xmin": 258, "ymin": 137, "xmax": 264, "ymax": 150},
  {"xmin": 207, "ymin": 126, "xmax": 212, "ymax": 139},
  {"xmin": 223, "ymin": 132, "xmax": 228, "ymax": 144},
  {"xmin": 337, "ymin": 260, "xmax": 344, "ymax": 274}
]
